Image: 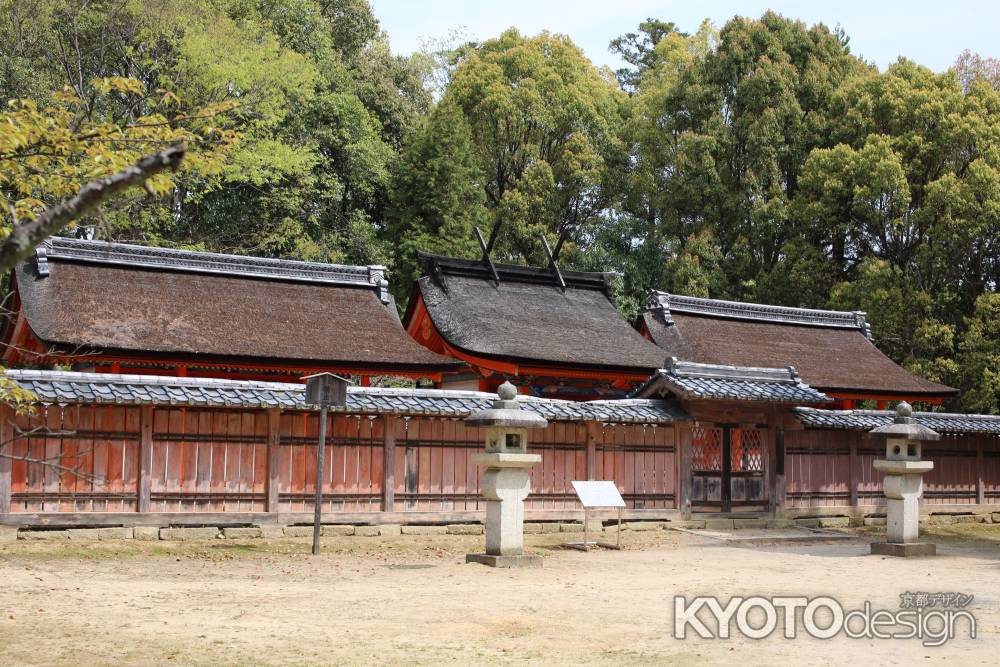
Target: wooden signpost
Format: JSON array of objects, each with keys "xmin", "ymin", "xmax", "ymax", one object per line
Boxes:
[{"xmin": 303, "ymin": 373, "xmax": 349, "ymax": 556}]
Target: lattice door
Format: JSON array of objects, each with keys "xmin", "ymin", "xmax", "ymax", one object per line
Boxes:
[
  {"xmin": 689, "ymin": 425, "xmax": 767, "ymax": 511},
  {"xmin": 692, "ymin": 426, "xmax": 723, "ymax": 471},
  {"xmin": 690, "ymin": 426, "xmax": 724, "ymax": 505},
  {"xmin": 729, "ymin": 427, "xmax": 767, "ymax": 506}
]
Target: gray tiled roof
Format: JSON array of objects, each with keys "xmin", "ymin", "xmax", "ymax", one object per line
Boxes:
[
  {"xmin": 4, "ymin": 370, "xmax": 688, "ymax": 425},
  {"xmin": 647, "ymin": 291, "xmax": 872, "ymax": 339},
  {"xmin": 37, "ymin": 236, "xmax": 388, "ymax": 295},
  {"xmin": 794, "ymin": 407, "xmax": 1000, "ymax": 435},
  {"xmin": 632, "ymin": 359, "xmax": 831, "ymax": 404}
]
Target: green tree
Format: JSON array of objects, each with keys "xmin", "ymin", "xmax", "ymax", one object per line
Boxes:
[
  {"xmin": 829, "ymin": 259, "xmax": 959, "ymax": 389},
  {"xmin": 610, "ymin": 12, "xmax": 869, "ymax": 305},
  {"xmin": 1, "ymin": 0, "xmax": 429, "ymax": 267},
  {"xmin": 390, "ymin": 28, "xmax": 626, "ymax": 270},
  {"xmin": 388, "ymin": 101, "xmax": 486, "ymax": 294},
  {"xmin": 608, "ymin": 18, "xmax": 687, "ymax": 91},
  {"xmin": 959, "ymin": 293, "xmax": 1000, "ymax": 413}
]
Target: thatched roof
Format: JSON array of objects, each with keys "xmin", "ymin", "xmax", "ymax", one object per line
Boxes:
[
  {"xmin": 409, "ymin": 253, "xmax": 667, "ymax": 372},
  {"xmin": 641, "ymin": 292, "xmax": 955, "ymax": 398},
  {"xmin": 10, "ymin": 238, "xmax": 462, "ymax": 372}
]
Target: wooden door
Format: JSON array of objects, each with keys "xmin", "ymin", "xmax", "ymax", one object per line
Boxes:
[{"xmin": 691, "ymin": 424, "xmax": 767, "ymax": 512}]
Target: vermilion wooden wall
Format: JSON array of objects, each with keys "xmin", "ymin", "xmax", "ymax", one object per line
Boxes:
[
  {"xmin": 7, "ymin": 402, "xmax": 994, "ymax": 519},
  {"xmin": 1, "ymin": 404, "xmax": 677, "ymax": 515},
  {"xmin": 784, "ymin": 429, "xmax": 997, "ymax": 509}
]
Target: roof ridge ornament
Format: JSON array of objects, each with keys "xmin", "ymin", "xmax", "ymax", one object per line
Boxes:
[
  {"xmin": 33, "ymin": 237, "xmax": 386, "ymax": 291},
  {"xmin": 473, "ymin": 227, "xmax": 500, "ymax": 287},
  {"xmin": 646, "ymin": 290, "xmax": 873, "ymax": 339},
  {"xmin": 539, "ymin": 233, "xmax": 566, "ymax": 292}
]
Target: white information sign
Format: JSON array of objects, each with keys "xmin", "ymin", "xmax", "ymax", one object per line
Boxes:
[{"xmin": 571, "ymin": 480, "xmax": 626, "ymax": 508}]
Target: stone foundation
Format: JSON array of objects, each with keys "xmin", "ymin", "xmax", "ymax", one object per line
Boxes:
[
  {"xmin": 465, "ymin": 553, "xmax": 543, "ymax": 568},
  {"xmin": 870, "ymin": 542, "xmax": 937, "ymax": 557},
  {"xmin": 6, "ymin": 513, "xmax": 994, "ymax": 542}
]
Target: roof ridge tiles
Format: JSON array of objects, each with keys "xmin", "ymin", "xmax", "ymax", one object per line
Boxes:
[
  {"xmin": 3, "ymin": 370, "xmax": 688, "ymax": 424},
  {"xmin": 793, "ymin": 406, "xmax": 1000, "ymax": 435},
  {"xmin": 37, "ymin": 237, "xmax": 389, "ymax": 293},
  {"xmin": 647, "ymin": 291, "xmax": 872, "ymax": 338}
]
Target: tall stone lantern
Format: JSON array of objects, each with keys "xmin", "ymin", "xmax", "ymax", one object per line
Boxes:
[
  {"xmin": 869, "ymin": 402, "xmax": 939, "ymax": 557},
  {"xmin": 465, "ymin": 381, "xmax": 546, "ymax": 568}
]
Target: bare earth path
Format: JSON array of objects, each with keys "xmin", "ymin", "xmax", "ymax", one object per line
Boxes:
[{"xmin": 1, "ymin": 525, "xmax": 998, "ymax": 665}]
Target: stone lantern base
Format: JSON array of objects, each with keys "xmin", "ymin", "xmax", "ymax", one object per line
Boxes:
[
  {"xmin": 870, "ymin": 542, "xmax": 936, "ymax": 558},
  {"xmin": 465, "ymin": 553, "xmax": 543, "ymax": 568}
]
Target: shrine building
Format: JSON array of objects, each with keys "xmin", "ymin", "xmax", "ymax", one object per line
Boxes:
[{"xmin": 2, "ymin": 237, "xmax": 463, "ymax": 384}]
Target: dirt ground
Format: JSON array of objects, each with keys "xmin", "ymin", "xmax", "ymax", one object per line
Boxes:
[{"xmin": 1, "ymin": 524, "xmax": 998, "ymax": 666}]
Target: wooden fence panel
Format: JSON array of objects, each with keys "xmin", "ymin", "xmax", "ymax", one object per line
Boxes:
[
  {"xmin": 923, "ymin": 437, "xmax": 978, "ymax": 505},
  {"xmin": 7, "ymin": 405, "xmax": 139, "ymax": 512},
  {"xmin": 594, "ymin": 425, "xmax": 676, "ymax": 509},
  {"xmin": 784, "ymin": 430, "xmax": 998, "ymax": 509},
  {"xmin": 784, "ymin": 430, "xmax": 852, "ymax": 508}
]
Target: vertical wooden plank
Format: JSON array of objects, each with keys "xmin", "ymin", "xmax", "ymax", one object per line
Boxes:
[
  {"xmin": 207, "ymin": 411, "xmax": 225, "ymax": 512},
  {"xmin": 405, "ymin": 420, "xmax": 419, "ymax": 510},
  {"xmin": 45, "ymin": 407, "xmax": 61, "ymax": 512},
  {"xmin": 138, "ymin": 405, "xmax": 153, "ymax": 513},
  {"xmin": 677, "ymin": 422, "xmax": 692, "ymax": 518},
  {"xmin": 0, "ymin": 403, "xmax": 13, "ymax": 514},
  {"xmin": 122, "ymin": 407, "xmax": 139, "ymax": 511},
  {"xmin": 442, "ymin": 420, "xmax": 455, "ymax": 511},
  {"xmin": 766, "ymin": 412, "xmax": 779, "ymax": 515},
  {"xmin": 976, "ymin": 437, "xmax": 985, "ymax": 505},
  {"xmin": 221, "ymin": 411, "xmax": 239, "ymax": 511},
  {"xmin": 418, "ymin": 421, "xmax": 433, "ymax": 511},
  {"xmin": 382, "ymin": 415, "xmax": 396, "ymax": 512},
  {"xmin": 357, "ymin": 418, "xmax": 372, "ymax": 512},
  {"xmin": 848, "ymin": 436, "xmax": 859, "ymax": 508},
  {"xmin": 774, "ymin": 429, "xmax": 787, "ymax": 513},
  {"xmin": 167, "ymin": 408, "xmax": 185, "ymax": 512},
  {"xmin": 266, "ymin": 408, "xmax": 281, "ymax": 514}
]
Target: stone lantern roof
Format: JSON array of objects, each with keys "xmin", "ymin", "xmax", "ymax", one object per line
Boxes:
[
  {"xmin": 465, "ymin": 381, "xmax": 548, "ymax": 429},
  {"xmin": 869, "ymin": 402, "xmax": 940, "ymax": 441}
]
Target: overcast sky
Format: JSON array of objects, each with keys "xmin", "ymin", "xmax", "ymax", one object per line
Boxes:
[{"xmin": 368, "ymin": 0, "xmax": 999, "ymax": 73}]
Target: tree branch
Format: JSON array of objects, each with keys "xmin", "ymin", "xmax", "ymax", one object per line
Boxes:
[{"xmin": 0, "ymin": 145, "xmax": 185, "ymax": 275}]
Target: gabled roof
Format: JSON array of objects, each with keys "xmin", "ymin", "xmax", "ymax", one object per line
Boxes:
[
  {"xmin": 407, "ymin": 253, "xmax": 667, "ymax": 372},
  {"xmin": 794, "ymin": 407, "xmax": 1000, "ymax": 436},
  {"xmin": 9, "ymin": 238, "xmax": 462, "ymax": 372},
  {"xmin": 632, "ymin": 359, "xmax": 831, "ymax": 404},
  {"xmin": 4, "ymin": 369, "xmax": 689, "ymax": 424},
  {"xmin": 641, "ymin": 291, "xmax": 956, "ymax": 398}
]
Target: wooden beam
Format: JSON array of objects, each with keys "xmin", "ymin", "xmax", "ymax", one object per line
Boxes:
[
  {"xmin": 677, "ymin": 422, "xmax": 693, "ymax": 518},
  {"xmin": 383, "ymin": 415, "xmax": 397, "ymax": 512},
  {"xmin": 539, "ymin": 233, "xmax": 566, "ymax": 292},
  {"xmin": 0, "ymin": 404, "xmax": 12, "ymax": 514},
  {"xmin": 585, "ymin": 421, "xmax": 599, "ymax": 480},
  {"xmin": 766, "ymin": 412, "xmax": 778, "ymax": 515},
  {"xmin": 137, "ymin": 405, "xmax": 153, "ymax": 513},
  {"xmin": 848, "ymin": 436, "xmax": 859, "ymax": 508},
  {"xmin": 266, "ymin": 408, "xmax": 282, "ymax": 514},
  {"xmin": 474, "ymin": 226, "xmax": 500, "ymax": 286},
  {"xmin": 774, "ymin": 429, "xmax": 787, "ymax": 516},
  {"xmin": 977, "ymin": 437, "xmax": 985, "ymax": 505}
]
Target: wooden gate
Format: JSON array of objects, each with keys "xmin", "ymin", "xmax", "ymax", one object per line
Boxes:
[{"xmin": 691, "ymin": 424, "xmax": 767, "ymax": 512}]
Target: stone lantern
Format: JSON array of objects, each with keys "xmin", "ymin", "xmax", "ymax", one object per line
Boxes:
[
  {"xmin": 869, "ymin": 401, "xmax": 939, "ymax": 557},
  {"xmin": 465, "ymin": 381, "xmax": 546, "ymax": 568}
]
